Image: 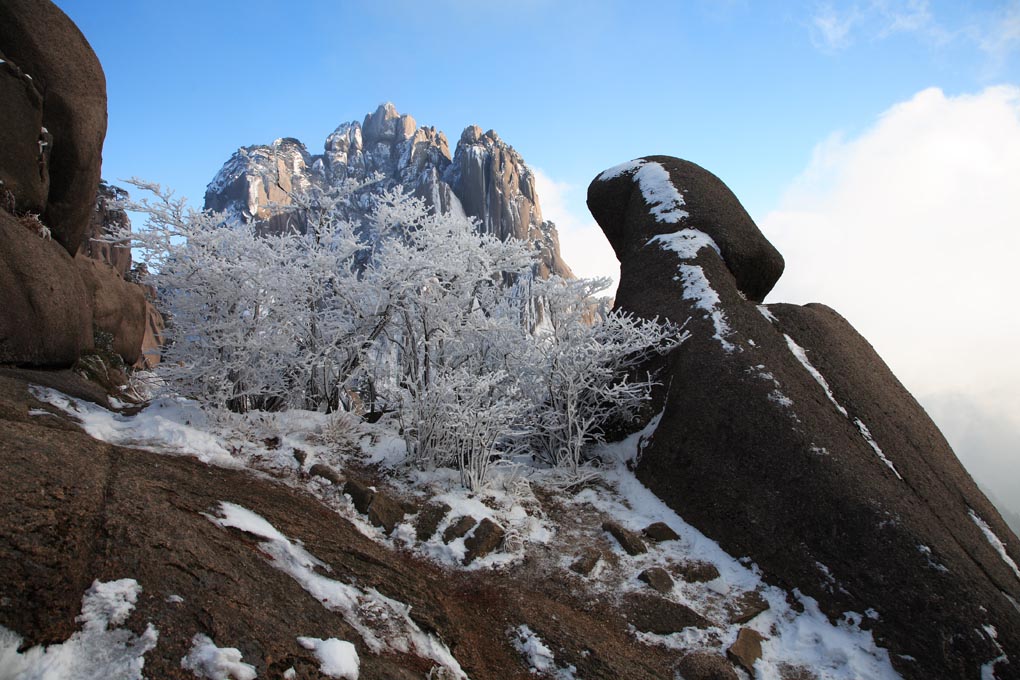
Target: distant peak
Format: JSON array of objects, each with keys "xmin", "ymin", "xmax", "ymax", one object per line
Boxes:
[{"xmin": 363, "ymin": 102, "xmax": 415, "ymax": 145}]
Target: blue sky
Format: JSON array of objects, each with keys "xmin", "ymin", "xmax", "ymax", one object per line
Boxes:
[
  {"xmin": 58, "ymin": 0, "xmax": 1020, "ymax": 518},
  {"xmin": 59, "ymin": 0, "xmax": 1015, "ymax": 217}
]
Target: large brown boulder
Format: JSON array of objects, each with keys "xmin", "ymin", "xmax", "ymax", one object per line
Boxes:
[
  {"xmin": 75, "ymin": 256, "xmax": 147, "ymax": 365},
  {"xmin": 588, "ymin": 156, "xmax": 783, "ymax": 302},
  {"xmin": 0, "ymin": 53, "xmax": 50, "ymax": 214},
  {"xmin": 588, "ymin": 156, "xmax": 1020, "ymax": 680},
  {"xmin": 0, "ymin": 0, "xmax": 107, "ymax": 255},
  {"xmin": 0, "ymin": 211, "xmax": 92, "ymax": 366}
]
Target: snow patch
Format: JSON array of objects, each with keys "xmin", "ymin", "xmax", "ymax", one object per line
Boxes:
[
  {"xmin": 678, "ymin": 264, "xmax": 736, "ymax": 352},
  {"xmin": 757, "ymin": 305, "xmax": 779, "ymax": 323},
  {"xmin": 597, "ymin": 159, "xmax": 689, "ymax": 223},
  {"xmin": 206, "ymin": 502, "xmax": 466, "ymax": 678},
  {"xmin": 969, "ymin": 509, "xmax": 1020, "ymax": 581},
  {"xmin": 510, "ymin": 625, "xmax": 577, "ymax": 679},
  {"xmin": 648, "ymin": 229, "xmax": 719, "ymax": 260},
  {"xmin": 634, "ymin": 162, "xmax": 689, "ymax": 223},
  {"xmin": 297, "ymin": 637, "xmax": 359, "ymax": 679},
  {"xmin": 30, "ymin": 386, "xmax": 237, "ymax": 466},
  {"xmin": 0, "ymin": 579, "xmax": 158, "ymax": 680},
  {"xmin": 181, "ymin": 634, "xmax": 257, "ymax": 680},
  {"xmin": 597, "ymin": 159, "xmax": 646, "ymax": 181}
]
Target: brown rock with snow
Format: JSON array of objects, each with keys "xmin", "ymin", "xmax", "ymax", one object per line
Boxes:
[
  {"xmin": 602, "ymin": 520, "xmax": 647, "ymax": 556},
  {"xmin": 726, "ymin": 627, "xmax": 764, "ymax": 674},
  {"xmin": 443, "ymin": 516, "xmax": 478, "ymax": 543},
  {"xmin": 676, "ymin": 652, "xmax": 739, "ymax": 680},
  {"xmin": 638, "ymin": 567, "xmax": 674, "ymax": 594},
  {"xmin": 463, "ymin": 518, "xmax": 505, "ymax": 564},
  {"xmin": 0, "ymin": 368, "xmax": 693, "ymax": 680},
  {"xmin": 588, "ymin": 155, "xmax": 1020, "ymax": 679},
  {"xmin": 621, "ymin": 591, "xmax": 712, "ymax": 634}
]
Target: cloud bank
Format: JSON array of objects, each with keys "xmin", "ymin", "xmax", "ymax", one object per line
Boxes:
[
  {"xmin": 762, "ymin": 85, "xmax": 1020, "ymax": 518},
  {"xmin": 532, "ymin": 168, "xmax": 620, "ymax": 293}
]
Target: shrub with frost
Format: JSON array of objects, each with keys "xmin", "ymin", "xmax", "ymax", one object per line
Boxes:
[{"xmin": 125, "ymin": 181, "xmax": 685, "ymax": 487}]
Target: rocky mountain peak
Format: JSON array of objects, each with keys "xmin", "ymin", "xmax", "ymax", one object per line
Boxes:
[
  {"xmin": 204, "ymin": 103, "xmax": 572, "ymax": 279},
  {"xmin": 362, "ymin": 101, "xmax": 416, "ymax": 146}
]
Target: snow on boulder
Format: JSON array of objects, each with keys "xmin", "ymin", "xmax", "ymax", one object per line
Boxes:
[
  {"xmin": 588, "ymin": 156, "xmax": 783, "ymax": 303},
  {"xmin": 588, "ymin": 155, "xmax": 1020, "ymax": 680}
]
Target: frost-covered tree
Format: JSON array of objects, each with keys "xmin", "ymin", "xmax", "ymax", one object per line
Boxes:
[
  {"xmin": 124, "ymin": 181, "xmax": 686, "ymax": 488},
  {"xmin": 515, "ymin": 276, "xmax": 687, "ymax": 475},
  {"xmin": 124, "ymin": 180, "xmax": 372, "ymax": 412}
]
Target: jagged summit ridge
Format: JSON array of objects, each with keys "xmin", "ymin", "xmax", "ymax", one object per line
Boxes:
[{"xmin": 205, "ymin": 103, "xmax": 573, "ymax": 278}]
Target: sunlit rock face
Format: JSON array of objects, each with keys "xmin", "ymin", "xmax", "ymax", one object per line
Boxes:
[
  {"xmin": 589, "ymin": 155, "xmax": 1020, "ymax": 680},
  {"xmin": 205, "ymin": 103, "xmax": 573, "ymax": 278}
]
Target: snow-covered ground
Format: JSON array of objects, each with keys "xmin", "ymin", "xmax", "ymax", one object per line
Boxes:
[{"xmin": 25, "ymin": 385, "xmax": 905, "ymax": 679}]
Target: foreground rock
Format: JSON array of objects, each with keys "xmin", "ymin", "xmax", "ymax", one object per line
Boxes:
[
  {"xmin": 589, "ymin": 155, "xmax": 1020, "ymax": 680},
  {"xmin": 0, "ymin": 368, "xmax": 686, "ymax": 679}
]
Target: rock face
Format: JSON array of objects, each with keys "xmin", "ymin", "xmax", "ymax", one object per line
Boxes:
[
  {"xmin": 79, "ymin": 181, "xmax": 132, "ymax": 277},
  {"xmin": 204, "ymin": 103, "xmax": 573, "ymax": 279},
  {"xmin": 74, "ymin": 257, "xmax": 147, "ymax": 366},
  {"xmin": 0, "ymin": 52, "xmax": 49, "ymax": 214},
  {"xmin": 0, "ymin": 212, "xmax": 93, "ymax": 365},
  {"xmin": 588, "ymin": 155, "xmax": 1020, "ymax": 680},
  {"xmin": 0, "ymin": 0, "xmax": 107, "ymax": 255}
]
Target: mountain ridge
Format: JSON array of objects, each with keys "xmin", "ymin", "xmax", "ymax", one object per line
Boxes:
[{"xmin": 204, "ymin": 103, "xmax": 573, "ymax": 280}]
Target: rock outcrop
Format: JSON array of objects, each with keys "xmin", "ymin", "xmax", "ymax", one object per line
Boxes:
[
  {"xmin": 0, "ymin": 211, "xmax": 93, "ymax": 365},
  {"xmin": 589, "ymin": 155, "xmax": 1020, "ymax": 680},
  {"xmin": 0, "ymin": 368, "xmax": 702, "ymax": 680},
  {"xmin": 1, "ymin": 1, "xmax": 156, "ymax": 370},
  {"xmin": 0, "ymin": 0, "xmax": 107, "ymax": 255},
  {"xmin": 204, "ymin": 103, "xmax": 573, "ymax": 279},
  {"xmin": 79, "ymin": 180, "xmax": 132, "ymax": 277}
]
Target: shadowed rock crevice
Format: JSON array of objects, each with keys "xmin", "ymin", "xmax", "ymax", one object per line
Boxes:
[{"xmin": 588, "ymin": 155, "xmax": 1020, "ymax": 680}]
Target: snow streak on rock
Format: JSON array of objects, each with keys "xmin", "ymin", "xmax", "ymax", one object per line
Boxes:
[
  {"xmin": 969, "ymin": 509, "xmax": 1020, "ymax": 581},
  {"xmin": 854, "ymin": 418, "xmax": 903, "ymax": 480},
  {"xmin": 597, "ymin": 159, "xmax": 689, "ymax": 224},
  {"xmin": 783, "ymin": 334, "xmax": 848, "ymax": 418},
  {"xmin": 678, "ymin": 264, "xmax": 736, "ymax": 352},
  {"xmin": 206, "ymin": 502, "xmax": 467, "ymax": 678},
  {"xmin": 782, "ymin": 335, "xmax": 905, "ymax": 480}
]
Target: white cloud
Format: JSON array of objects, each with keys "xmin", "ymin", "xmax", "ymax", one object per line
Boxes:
[
  {"xmin": 810, "ymin": 3, "xmax": 860, "ymax": 51},
  {"xmin": 977, "ymin": 1, "xmax": 1020, "ymax": 68},
  {"xmin": 808, "ymin": 0, "xmax": 950, "ymax": 52},
  {"xmin": 761, "ymin": 85, "xmax": 1020, "ymax": 515},
  {"xmin": 532, "ymin": 167, "xmax": 620, "ymax": 294}
]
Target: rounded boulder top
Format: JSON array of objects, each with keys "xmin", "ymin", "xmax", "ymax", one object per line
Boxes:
[{"xmin": 587, "ymin": 155, "xmax": 784, "ymax": 302}]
